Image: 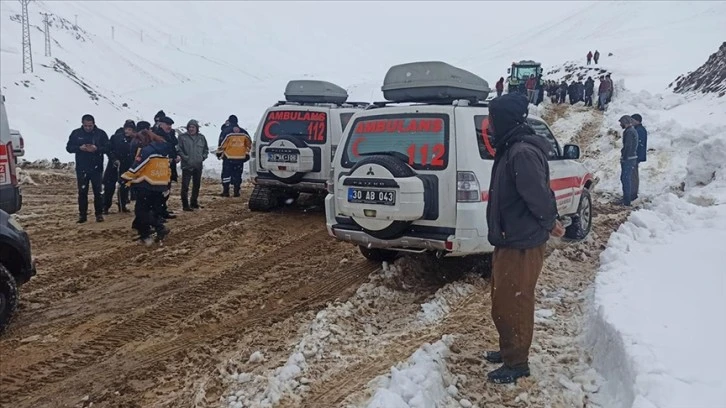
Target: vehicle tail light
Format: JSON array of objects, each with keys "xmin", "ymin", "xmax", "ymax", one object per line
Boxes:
[
  {"xmin": 456, "ymin": 171, "xmax": 481, "ymax": 202},
  {"xmin": 0, "ymin": 143, "xmax": 17, "ymax": 186}
]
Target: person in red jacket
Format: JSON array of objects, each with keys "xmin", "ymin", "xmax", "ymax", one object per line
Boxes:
[
  {"xmin": 525, "ymin": 75, "xmax": 537, "ymax": 104},
  {"xmin": 587, "ymin": 51, "xmax": 593, "ymax": 65},
  {"xmin": 496, "ymin": 77, "xmax": 504, "ymax": 97}
]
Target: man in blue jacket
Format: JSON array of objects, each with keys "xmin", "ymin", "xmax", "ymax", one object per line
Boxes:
[
  {"xmin": 619, "ymin": 115, "xmax": 639, "ymax": 206},
  {"xmin": 66, "ymin": 114, "xmax": 109, "ymax": 223},
  {"xmin": 631, "ymin": 114, "xmax": 648, "ymax": 200}
]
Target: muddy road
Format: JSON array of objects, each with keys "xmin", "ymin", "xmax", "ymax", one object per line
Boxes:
[{"xmin": 2, "ymin": 101, "xmax": 630, "ymax": 408}]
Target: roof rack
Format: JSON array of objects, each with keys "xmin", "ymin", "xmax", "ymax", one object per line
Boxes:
[
  {"xmin": 273, "ymin": 100, "xmax": 370, "ymax": 108},
  {"xmin": 365, "ymin": 99, "xmax": 489, "ymax": 110},
  {"xmin": 381, "ymin": 61, "xmax": 491, "ymax": 104}
]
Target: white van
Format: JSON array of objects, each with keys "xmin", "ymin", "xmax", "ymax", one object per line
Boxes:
[
  {"xmin": 325, "ymin": 62, "xmax": 594, "ymax": 262},
  {"xmin": 248, "ymin": 80, "xmax": 367, "ymax": 211},
  {"xmin": 0, "ymin": 93, "xmax": 22, "ymax": 214}
]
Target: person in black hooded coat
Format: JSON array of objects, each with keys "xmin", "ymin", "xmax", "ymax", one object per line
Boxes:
[{"xmin": 483, "ymin": 93, "xmax": 563, "ymax": 385}]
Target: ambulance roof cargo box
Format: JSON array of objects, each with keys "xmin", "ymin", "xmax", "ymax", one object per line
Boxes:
[
  {"xmin": 381, "ymin": 61, "xmax": 491, "ymax": 103},
  {"xmin": 284, "ymin": 80, "xmax": 349, "ymax": 104}
]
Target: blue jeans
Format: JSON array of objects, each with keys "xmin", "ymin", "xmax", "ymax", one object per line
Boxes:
[
  {"xmin": 621, "ymin": 159, "xmax": 636, "ymax": 206},
  {"xmin": 598, "ymin": 92, "xmax": 608, "ymax": 110}
]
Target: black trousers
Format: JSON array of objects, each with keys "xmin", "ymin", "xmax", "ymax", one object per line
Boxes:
[
  {"xmin": 221, "ymin": 159, "xmax": 244, "ymax": 190},
  {"xmin": 584, "ymin": 94, "xmax": 593, "ymax": 106},
  {"xmin": 103, "ymin": 161, "xmax": 129, "ymax": 210},
  {"xmin": 76, "ymin": 170, "xmax": 103, "ymax": 217},
  {"xmin": 181, "ymin": 167, "xmax": 202, "ymax": 207},
  {"xmin": 133, "ymin": 189, "xmax": 166, "ymax": 238}
]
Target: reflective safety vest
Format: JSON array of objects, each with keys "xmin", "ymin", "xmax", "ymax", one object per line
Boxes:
[
  {"xmin": 218, "ymin": 133, "xmax": 252, "ymax": 159},
  {"xmin": 121, "ymin": 154, "xmax": 171, "ymax": 186}
]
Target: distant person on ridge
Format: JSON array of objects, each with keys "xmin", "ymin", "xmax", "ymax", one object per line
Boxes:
[
  {"xmin": 153, "ymin": 116, "xmax": 179, "ymax": 219},
  {"xmin": 597, "ymin": 76, "xmax": 610, "ymax": 110},
  {"xmin": 484, "ymin": 93, "xmax": 563, "ymax": 384},
  {"xmin": 587, "ymin": 51, "xmax": 593, "ymax": 65},
  {"xmin": 217, "ymin": 115, "xmax": 251, "ymax": 197},
  {"xmin": 525, "ymin": 74, "xmax": 537, "ymax": 104},
  {"xmin": 177, "ymin": 119, "xmax": 209, "ymax": 211},
  {"xmin": 593, "ymin": 50, "xmax": 600, "ymax": 64},
  {"xmin": 631, "ymin": 113, "xmax": 648, "ymax": 200},
  {"xmin": 619, "ymin": 115, "xmax": 639, "ymax": 206},
  {"xmin": 103, "ymin": 119, "xmax": 135, "ymax": 213},
  {"xmin": 496, "ymin": 77, "xmax": 504, "ymax": 97},
  {"xmin": 65, "ymin": 114, "xmax": 109, "ymax": 223}
]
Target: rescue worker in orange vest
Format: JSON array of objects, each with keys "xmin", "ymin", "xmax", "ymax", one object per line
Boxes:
[
  {"xmin": 217, "ymin": 117, "xmax": 252, "ymax": 197},
  {"xmin": 122, "ymin": 129, "xmax": 172, "ymax": 245}
]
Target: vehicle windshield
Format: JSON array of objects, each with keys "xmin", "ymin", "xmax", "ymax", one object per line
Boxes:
[
  {"xmin": 260, "ymin": 110, "xmax": 327, "ymax": 144},
  {"xmin": 513, "ymin": 66, "xmax": 539, "ymax": 81},
  {"xmin": 342, "ymin": 114, "xmax": 450, "ymax": 170}
]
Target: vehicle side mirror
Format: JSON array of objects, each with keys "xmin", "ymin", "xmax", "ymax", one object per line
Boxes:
[
  {"xmin": 507, "ymin": 68, "xmax": 511, "ymax": 74},
  {"xmin": 563, "ymin": 144, "xmax": 580, "ymax": 160}
]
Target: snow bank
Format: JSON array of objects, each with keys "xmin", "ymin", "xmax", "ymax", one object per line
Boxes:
[{"xmin": 365, "ymin": 336, "xmax": 457, "ymax": 408}]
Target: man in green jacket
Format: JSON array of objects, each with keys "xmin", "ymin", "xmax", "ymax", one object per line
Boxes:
[{"xmin": 177, "ymin": 119, "xmax": 209, "ymax": 211}]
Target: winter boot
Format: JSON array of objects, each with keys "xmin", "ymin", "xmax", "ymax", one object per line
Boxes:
[
  {"xmin": 155, "ymin": 226, "xmax": 170, "ymax": 243},
  {"xmin": 233, "ymin": 187, "xmax": 241, "ymax": 197},
  {"xmin": 77, "ymin": 215, "xmax": 87, "ymax": 224},
  {"xmin": 221, "ymin": 184, "xmax": 230, "ymax": 197},
  {"xmin": 484, "ymin": 351, "xmax": 503, "ymax": 364},
  {"xmin": 182, "ymin": 197, "xmax": 192, "ymax": 212},
  {"xmin": 487, "ymin": 364, "xmax": 530, "ymax": 384},
  {"xmin": 190, "ymin": 202, "xmax": 202, "ymax": 209},
  {"xmin": 96, "ymin": 214, "xmax": 105, "ymax": 222}
]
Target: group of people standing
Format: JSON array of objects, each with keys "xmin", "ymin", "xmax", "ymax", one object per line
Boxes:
[
  {"xmin": 65, "ymin": 112, "xmax": 252, "ymax": 244},
  {"xmin": 586, "ymin": 50, "xmax": 601, "ymax": 65},
  {"xmin": 544, "ymin": 74, "xmax": 614, "ymax": 110}
]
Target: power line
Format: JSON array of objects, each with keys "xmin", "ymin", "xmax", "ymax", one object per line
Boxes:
[
  {"xmin": 19, "ymin": 0, "xmax": 33, "ymax": 73},
  {"xmin": 41, "ymin": 12, "xmax": 51, "ymax": 57}
]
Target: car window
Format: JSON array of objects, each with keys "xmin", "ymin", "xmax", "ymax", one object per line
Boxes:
[
  {"xmin": 340, "ymin": 112, "xmax": 354, "ymax": 132},
  {"xmin": 527, "ymin": 119, "xmax": 560, "ymax": 159},
  {"xmin": 261, "ymin": 110, "xmax": 328, "ymax": 144},
  {"xmin": 474, "ymin": 115, "xmax": 495, "ymax": 160},
  {"xmin": 342, "ymin": 114, "xmax": 450, "ymax": 170}
]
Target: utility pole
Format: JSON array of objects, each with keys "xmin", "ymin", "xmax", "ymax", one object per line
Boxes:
[
  {"xmin": 20, "ymin": 0, "xmax": 33, "ymax": 73},
  {"xmin": 41, "ymin": 12, "xmax": 51, "ymax": 57},
  {"xmin": 111, "ymin": 26, "xmax": 115, "ymax": 40}
]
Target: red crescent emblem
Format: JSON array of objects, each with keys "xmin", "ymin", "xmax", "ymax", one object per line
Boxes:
[
  {"xmin": 481, "ymin": 117, "xmax": 496, "ymax": 158},
  {"xmin": 264, "ymin": 120, "xmax": 279, "ymax": 139},
  {"xmin": 352, "ymin": 137, "xmax": 365, "ymax": 157}
]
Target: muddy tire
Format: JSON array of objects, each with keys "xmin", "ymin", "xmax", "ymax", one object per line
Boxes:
[
  {"xmin": 0, "ymin": 264, "xmax": 19, "ymax": 335},
  {"xmin": 248, "ymin": 185, "xmax": 278, "ymax": 212},
  {"xmin": 359, "ymin": 246, "xmax": 398, "ymax": 263},
  {"xmin": 565, "ymin": 188, "xmax": 592, "ymax": 240}
]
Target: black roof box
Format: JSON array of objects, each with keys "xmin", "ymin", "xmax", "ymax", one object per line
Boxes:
[
  {"xmin": 381, "ymin": 61, "xmax": 491, "ymax": 103},
  {"xmin": 284, "ymin": 80, "xmax": 349, "ymax": 104}
]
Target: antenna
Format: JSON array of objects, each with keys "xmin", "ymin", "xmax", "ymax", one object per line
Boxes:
[
  {"xmin": 41, "ymin": 12, "xmax": 51, "ymax": 57},
  {"xmin": 20, "ymin": 0, "xmax": 33, "ymax": 73}
]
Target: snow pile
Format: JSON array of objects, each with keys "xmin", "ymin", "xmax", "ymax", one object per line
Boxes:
[
  {"xmin": 417, "ymin": 284, "xmax": 475, "ymax": 325},
  {"xmin": 588, "ymin": 194, "xmax": 726, "ymax": 408},
  {"xmin": 364, "ymin": 336, "xmax": 458, "ymax": 408}
]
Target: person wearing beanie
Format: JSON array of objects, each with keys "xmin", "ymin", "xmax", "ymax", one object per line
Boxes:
[
  {"xmin": 65, "ymin": 114, "xmax": 110, "ymax": 223},
  {"xmin": 217, "ymin": 119, "xmax": 251, "ymax": 197},
  {"xmin": 483, "ymin": 93, "xmax": 561, "ymax": 384},
  {"xmin": 177, "ymin": 119, "xmax": 209, "ymax": 211},
  {"xmin": 152, "ymin": 116, "xmax": 179, "ymax": 219},
  {"xmin": 153, "ymin": 110, "xmax": 166, "ymax": 130},
  {"xmin": 103, "ymin": 119, "xmax": 137, "ymax": 213},
  {"xmin": 619, "ymin": 115, "xmax": 639, "ymax": 206}
]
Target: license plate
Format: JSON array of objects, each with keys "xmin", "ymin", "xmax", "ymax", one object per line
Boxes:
[
  {"xmin": 267, "ymin": 152, "xmax": 298, "ymax": 163},
  {"xmin": 347, "ymin": 188, "xmax": 396, "ymax": 206}
]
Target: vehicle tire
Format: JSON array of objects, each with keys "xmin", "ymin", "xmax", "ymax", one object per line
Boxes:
[
  {"xmin": 0, "ymin": 264, "xmax": 19, "ymax": 335},
  {"xmin": 349, "ymin": 155, "xmax": 418, "ymax": 240},
  {"xmin": 267, "ymin": 135, "xmax": 308, "ymax": 185},
  {"xmin": 248, "ymin": 185, "xmax": 278, "ymax": 212},
  {"xmin": 565, "ymin": 188, "xmax": 592, "ymax": 240},
  {"xmin": 359, "ymin": 246, "xmax": 398, "ymax": 263}
]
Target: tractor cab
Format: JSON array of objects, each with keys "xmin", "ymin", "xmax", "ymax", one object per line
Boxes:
[{"xmin": 507, "ymin": 60, "xmax": 543, "ymax": 94}]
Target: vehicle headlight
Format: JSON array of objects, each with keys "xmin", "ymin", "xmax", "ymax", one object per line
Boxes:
[{"xmin": 7, "ymin": 216, "xmax": 24, "ymax": 232}]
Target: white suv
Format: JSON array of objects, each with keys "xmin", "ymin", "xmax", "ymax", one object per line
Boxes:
[
  {"xmin": 325, "ymin": 62, "xmax": 594, "ymax": 262},
  {"xmin": 248, "ymin": 80, "xmax": 367, "ymax": 211}
]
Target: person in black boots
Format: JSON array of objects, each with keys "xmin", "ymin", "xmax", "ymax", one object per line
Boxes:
[
  {"xmin": 217, "ymin": 116, "xmax": 251, "ymax": 197},
  {"xmin": 103, "ymin": 120, "xmax": 135, "ymax": 213},
  {"xmin": 153, "ymin": 116, "xmax": 179, "ymax": 219},
  {"xmin": 484, "ymin": 93, "xmax": 562, "ymax": 384},
  {"xmin": 66, "ymin": 114, "xmax": 109, "ymax": 223},
  {"xmin": 177, "ymin": 119, "xmax": 209, "ymax": 211},
  {"xmin": 122, "ymin": 129, "xmax": 171, "ymax": 246}
]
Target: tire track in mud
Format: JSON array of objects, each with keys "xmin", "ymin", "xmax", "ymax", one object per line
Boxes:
[
  {"xmin": 0, "ymin": 229, "xmax": 331, "ymax": 404},
  {"xmin": 12, "ymin": 248, "xmax": 377, "ymax": 408}
]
